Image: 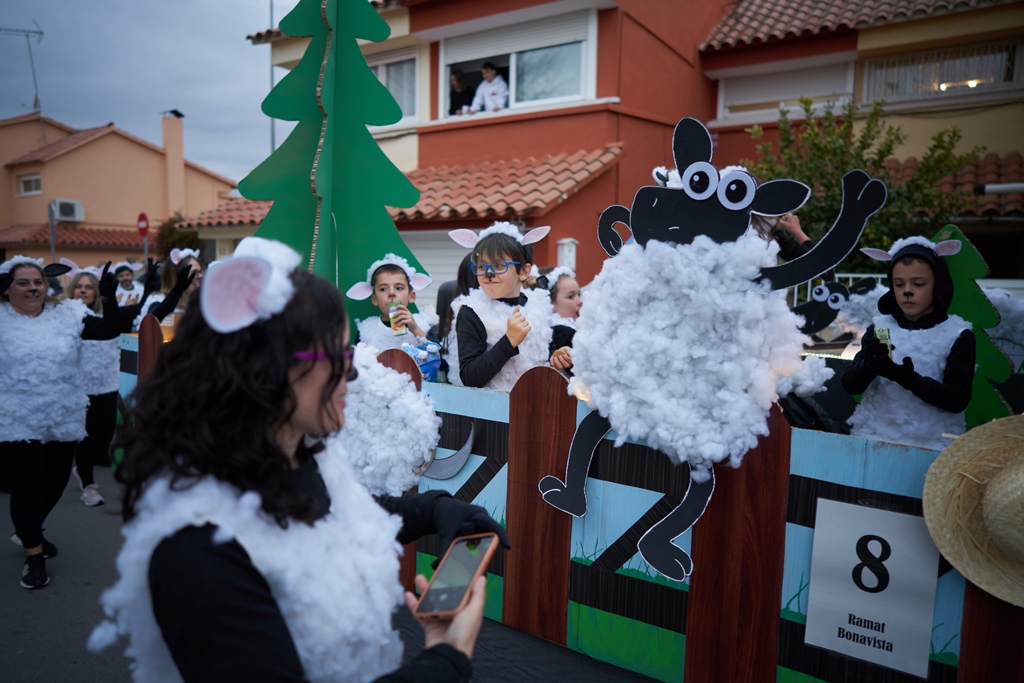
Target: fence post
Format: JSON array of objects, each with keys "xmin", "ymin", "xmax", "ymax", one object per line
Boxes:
[
  {"xmin": 377, "ymin": 348, "xmax": 424, "ymax": 594},
  {"xmin": 505, "ymin": 367, "xmax": 578, "ymax": 643},
  {"xmin": 137, "ymin": 315, "xmax": 163, "ymax": 382},
  {"xmin": 684, "ymin": 404, "xmax": 791, "ymax": 682},
  {"xmin": 958, "ymin": 581, "xmax": 1024, "ymax": 681}
]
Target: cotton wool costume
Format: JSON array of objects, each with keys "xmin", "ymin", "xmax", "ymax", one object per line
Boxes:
[
  {"xmin": 347, "ymin": 254, "xmax": 437, "ymax": 351},
  {"xmin": 92, "ymin": 237, "xmax": 507, "ymax": 682},
  {"xmin": 843, "ymin": 236, "xmax": 976, "ymax": 451},
  {"xmin": 1, "ymin": 255, "xmax": 120, "ymax": 587}
]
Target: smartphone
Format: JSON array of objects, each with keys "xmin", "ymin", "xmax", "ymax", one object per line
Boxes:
[{"xmin": 413, "ymin": 532, "xmax": 499, "ymax": 620}]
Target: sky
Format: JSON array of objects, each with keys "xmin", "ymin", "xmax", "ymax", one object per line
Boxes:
[{"xmin": 1, "ymin": 0, "xmax": 304, "ymax": 185}]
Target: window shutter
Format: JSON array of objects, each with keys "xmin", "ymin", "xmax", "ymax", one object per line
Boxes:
[
  {"xmin": 724, "ymin": 63, "xmax": 849, "ymax": 109},
  {"xmin": 400, "ymin": 230, "xmax": 472, "ymax": 313},
  {"xmin": 445, "ymin": 11, "xmax": 589, "ymax": 64}
]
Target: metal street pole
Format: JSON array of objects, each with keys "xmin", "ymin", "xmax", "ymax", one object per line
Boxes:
[{"xmin": 47, "ymin": 199, "xmax": 56, "ymax": 263}]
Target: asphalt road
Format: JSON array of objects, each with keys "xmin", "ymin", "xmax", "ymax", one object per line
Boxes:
[{"xmin": 0, "ymin": 467, "xmax": 659, "ymax": 683}]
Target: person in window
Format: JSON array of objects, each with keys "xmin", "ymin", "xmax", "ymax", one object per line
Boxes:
[
  {"xmin": 449, "ymin": 70, "xmax": 474, "ymax": 116},
  {"xmin": 468, "ymin": 62, "xmax": 508, "ymax": 114}
]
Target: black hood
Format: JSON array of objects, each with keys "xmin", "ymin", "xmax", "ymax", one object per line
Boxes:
[{"xmin": 877, "ymin": 243, "xmax": 955, "ymax": 320}]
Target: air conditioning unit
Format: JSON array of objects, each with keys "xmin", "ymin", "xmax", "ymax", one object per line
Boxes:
[{"xmin": 52, "ymin": 198, "xmax": 85, "ymax": 223}]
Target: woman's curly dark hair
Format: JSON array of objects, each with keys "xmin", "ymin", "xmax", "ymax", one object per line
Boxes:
[{"xmin": 118, "ymin": 269, "xmax": 349, "ymax": 528}]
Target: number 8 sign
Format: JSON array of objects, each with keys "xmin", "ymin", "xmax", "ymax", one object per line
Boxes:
[{"xmin": 804, "ymin": 499, "xmax": 940, "ymax": 678}]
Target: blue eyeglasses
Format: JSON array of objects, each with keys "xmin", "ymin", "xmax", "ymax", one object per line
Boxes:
[{"xmin": 470, "ymin": 261, "xmax": 520, "ymax": 276}]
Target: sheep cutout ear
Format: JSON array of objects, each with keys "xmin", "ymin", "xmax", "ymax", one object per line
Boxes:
[
  {"xmin": 60, "ymin": 257, "xmax": 80, "ymax": 278},
  {"xmin": 201, "ymin": 256, "xmax": 272, "ymax": 334},
  {"xmin": 345, "ymin": 282, "xmax": 374, "ymax": 300},
  {"xmin": 409, "ymin": 273, "xmax": 432, "ymax": 291},
  {"xmin": 934, "ymin": 240, "xmax": 962, "ymax": 257},
  {"xmin": 522, "ymin": 226, "xmax": 550, "ymax": 245},
  {"xmin": 449, "ymin": 229, "xmax": 479, "ymax": 248},
  {"xmin": 860, "ymin": 247, "xmax": 892, "ymax": 261}
]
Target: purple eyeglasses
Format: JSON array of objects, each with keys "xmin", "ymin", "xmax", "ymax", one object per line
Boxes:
[{"xmin": 292, "ymin": 347, "xmax": 357, "ymax": 380}]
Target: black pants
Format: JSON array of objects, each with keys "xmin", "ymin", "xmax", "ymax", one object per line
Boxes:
[
  {"xmin": 3, "ymin": 441, "xmax": 76, "ymax": 549},
  {"xmin": 75, "ymin": 391, "xmax": 117, "ymax": 487}
]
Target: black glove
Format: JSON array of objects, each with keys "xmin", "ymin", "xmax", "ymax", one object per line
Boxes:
[
  {"xmin": 0, "ymin": 272, "xmax": 11, "ymax": 297},
  {"xmin": 169, "ymin": 262, "xmax": 197, "ymax": 295},
  {"xmin": 142, "ymin": 258, "xmax": 160, "ymax": 296},
  {"xmin": 432, "ymin": 495, "xmax": 511, "ymax": 567},
  {"xmin": 887, "ymin": 356, "xmax": 918, "ymax": 387},
  {"xmin": 97, "ymin": 261, "xmax": 117, "ymax": 299}
]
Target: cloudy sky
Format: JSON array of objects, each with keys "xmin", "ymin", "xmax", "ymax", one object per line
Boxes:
[{"xmin": 1, "ymin": 0, "xmax": 304, "ymax": 184}]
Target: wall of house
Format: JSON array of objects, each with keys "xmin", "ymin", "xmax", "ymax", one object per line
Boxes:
[
  {"xmin": 183, "ymin": 165, "xmax": 235, "ymax": 220},
  {"xmin": 0, "ymin": 119, "xmax": 73, "ymax": 229}
]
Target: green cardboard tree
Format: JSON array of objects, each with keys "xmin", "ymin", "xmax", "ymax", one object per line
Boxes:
[
  {"xmin": 932, "ymin": 225, "xmax": 1013, "ymax": 428},
  {"xmin": 238, "ymin": 0, "xmax": 422, "ymax": 325}
]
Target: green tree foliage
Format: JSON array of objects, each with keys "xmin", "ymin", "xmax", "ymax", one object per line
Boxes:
[
  {"xmin": 745, "ymin": 98, "xmax": 982, "ymax": 272},
  {"xmin": 238, "ymin": 0, "xmax": 421, "ymax": 325},
  {"xmin": 932, "ymin": 224, "xmax": 1012, "ymax": 428},
  {"xmin": 156, "ymin": 212, "xmax": 197, "ymax": 259}
]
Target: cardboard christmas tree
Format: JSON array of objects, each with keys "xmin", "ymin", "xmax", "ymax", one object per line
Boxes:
[{"xmin": 238, "ymin": 0, "xmax": 422, "ymax": 325}]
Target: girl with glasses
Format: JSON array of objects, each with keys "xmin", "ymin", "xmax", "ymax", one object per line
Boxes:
[{"xmin": 92, "ymin": 237, "xmax": 507, "ymax": 682}]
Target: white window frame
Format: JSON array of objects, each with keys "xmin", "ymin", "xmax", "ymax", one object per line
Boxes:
[
  {"xmin": 439, "ymin": 9, "xmax": 598, "ymax": 119},
  {"xmin": 17, "ymin": 173, "xmax": 41, "ymax": 197},
  {"xmin": 710, "ymin": 57, "xmax": 856, "ymax": 127},
  {"xmin": 861, "ymin": 39, "xmax": 1024, "ymax": 107},
  {"xmin": 367, "ymin": 47, "xmax": 419, "ymax": 125}
]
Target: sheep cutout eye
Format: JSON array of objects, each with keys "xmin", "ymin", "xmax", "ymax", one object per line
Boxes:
[
  {"xmin": 682, "ymin": 162, "xmax": 718, "ymax": 201},
  {"xmin": 812, "ymin": 285, "xmax": 829, "ymax": 302},
  {"xmin": 828, "ymin": 292, "xmax": 847, "ymax": 310},
  {"xmin": 717, "ymin": 171, "xmax": 756, "ymax": 211}
]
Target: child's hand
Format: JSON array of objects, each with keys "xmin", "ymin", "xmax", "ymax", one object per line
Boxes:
[
  {"xmin": 391, "ymin": 304, "xmax": 425, "ymax": 337},
  {"xmin": 506, "ymin": 306, "xmax": 530, "ymax": 347},
  {"xmin": 550, "ymin": 347, "xmax": 573, "ymax": 370}
]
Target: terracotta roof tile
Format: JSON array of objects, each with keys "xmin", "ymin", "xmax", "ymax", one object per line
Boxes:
[
  {"xmin": 887, "ymin": 151, "xmax": 1023, "ymax": 217},
  {"xmin": 5, "ymin": 125, "xmax": 113, "ymax": 166},
  {"xmin": 702, "ymin": 0, "xmax": 1017, "ymax": 51},
  {"xmin": 390, "ymin": 143, "xmax": 624, "ymax": 221},
  {"xmin": 0, "ymin": 223, "xmax": 145, "ymax": 249},
  {"xmin": 177, "ymin": 198, "xmax": 274, "ymax": 229}
]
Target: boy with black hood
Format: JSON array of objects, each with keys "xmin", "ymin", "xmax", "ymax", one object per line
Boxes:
[{"xmin": 842, "ymin": 236, "xmax": 975, "ymax": 451}]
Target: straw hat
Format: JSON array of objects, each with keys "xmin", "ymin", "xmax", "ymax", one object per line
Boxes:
[{"xmin": 923, "ymin": 415, "xmax": 1024, "ymax": 607}]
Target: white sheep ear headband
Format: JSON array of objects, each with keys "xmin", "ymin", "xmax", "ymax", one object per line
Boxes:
[
  {"xmin": 449, "ymin": 222, "xmax": 551, "ymax": 248},
  {"xmin": 170, "ymin": 248, "xmax": 201, "ymax": 265},
  {"xmin": 545, "ymin": 266, "xmax": 576, "ymax": 291},
  {"xmin": 861, "ymin": 237, "xmax": 962, "ymax": 261},
  {"xmin": 113, "ymin": 260, "xmax": 144, "ymax": 273},
  {"xmin": 200, "ymin": 237, "xmax": 301, "ymax": 334},
  {"xmin": 345, "ymin": 253, "xmax": 432, "ymax": 301},
  {"xmin": 0, "ymin": 255, "xmax": 45, "ymax": 275}
]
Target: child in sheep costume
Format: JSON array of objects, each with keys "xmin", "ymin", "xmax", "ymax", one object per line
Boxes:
[
  {"xmin": 323, "ymin": 344, "xmax": 441, "ymax": 497},
  {"xmin": 538, "ymin": 117, "xmax": 887, "ymax": 581},
  {"xmin": 345, "ymin": 254, "xmax": 437, "ymax": 351},
  {"xmin": 842, "ymin": 236, "xmax": 976, "ymax": 452},
  {"xmin": 447, "ymin": 222, "xmax": 553, "ymax": 391}
]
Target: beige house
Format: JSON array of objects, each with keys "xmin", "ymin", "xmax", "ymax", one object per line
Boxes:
[{"xmin": 0, "ymin": 112, "xmax": 236, "ymax": 268}]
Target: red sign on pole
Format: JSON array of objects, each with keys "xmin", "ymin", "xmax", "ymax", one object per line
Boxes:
[{"xmin": 137, "ymin": 212, "xmax": 149, "ymax": 236}]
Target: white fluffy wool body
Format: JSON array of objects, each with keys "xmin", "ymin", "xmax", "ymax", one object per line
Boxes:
[
  {"xmin": 983, "ymin": 287, "xmax": 1024, "ymax": 364},
  {"xmin": 569, "ymin": 233, "xmax": 818, "ymax": 481},
  {"xmin": 325, "ymin": 345, "xmax": 440, "ymax": 496},
  {"xmin": 848, "ymin": 313, "xmax": 972, "ymax": 451},
  {"xmin": 448, "ymin": 287, "xmax": 553, "ymax": 391},
  {"xmin": 835, "ymin": 285, "xmax": 887, "ymax": 338},
  {"xmin": 0, "ymin": 299, "xmax": 90, "ymax": 443},
  {"xmin": 89, "ymin": 454, "xmax": 405, "ymax": 683},
  {"xmin": 81, "ymin": 309, "xmax": 121, "ymax": 395},
  {"xmin": 356, "ymin": 312, "xmax": 436, "ymax": 352}
]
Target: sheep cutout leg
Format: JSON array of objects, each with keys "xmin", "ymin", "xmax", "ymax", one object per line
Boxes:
[
  {"xmin": 538, "ymin": 411, "xmax": 611, "ymax": 516},
  {"xmin": 636, "ymin": 470, "xmax": 715, "ymax": 581}
]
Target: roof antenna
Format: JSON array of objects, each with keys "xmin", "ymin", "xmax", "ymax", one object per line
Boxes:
[{"xmin": 0, "ymin": 21, "xmax": 46, "ymax": 143}]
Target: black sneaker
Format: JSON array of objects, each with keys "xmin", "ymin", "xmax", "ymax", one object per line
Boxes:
[
  {"xmin": 9, "ymin": 533, "xmax": 57, "ymax": 558},
  {"xmin": 21, "ymin": 554, "xmax": 49, "ymax": 589}
]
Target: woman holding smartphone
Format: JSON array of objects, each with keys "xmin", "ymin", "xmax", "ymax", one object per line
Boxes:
[{"xmin": 90, "ymin": 237, "xmax": 508, "ymax": 683}]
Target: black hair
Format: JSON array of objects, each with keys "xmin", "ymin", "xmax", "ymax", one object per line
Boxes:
[
  {"xmin": 438, "ymin": 252, "xmax": 479, "ymax": 344},
  {"xmin": 471, "ymin": 233, "xmax": 528, "ymax": 274},
  {"xmin": 370, "ymin": 263, "xmax": 410, "ymax": 289},
  {"xmin": 118, "ymin": 269, "xmax": 349, "ymax": 528},
  {"xmin": 481, "ymin": 62, "xmax": 498, "ymax": 72},
  {"xmin": 114, "ymin": 264, "xmax": 134, "ymax": 276},
  {"xmin": 878, "ymin": 244, "xmax": 954, "ymax": 319}
]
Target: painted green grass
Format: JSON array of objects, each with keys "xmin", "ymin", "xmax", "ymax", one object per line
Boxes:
[
  {"xmin": 567, "ymin": 601, "xmax": 684, "ymax": 683},
  {"xmin": 929, "ymin": 623, "xmax": 959, "ymax": 666},
  {"xmin": 572, "ymin": 539, "xmax": 688, "ymax": 591},
  {"xmin": 781, "ymin": 572, "xmax": 809, "ymax": 624},
  {"xmin": 777, "ymin": 666, "xmax": 828, "ymax": 683}
]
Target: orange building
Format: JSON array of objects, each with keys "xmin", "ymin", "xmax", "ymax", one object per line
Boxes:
[{"xmin": 0, "ymin": 112, "xmax": 235, "ymax": 268}]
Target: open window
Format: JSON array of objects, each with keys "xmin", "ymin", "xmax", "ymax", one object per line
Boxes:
[{"xmin": 443, "ymin": 10, "xmax": 595, "ymax": 117}]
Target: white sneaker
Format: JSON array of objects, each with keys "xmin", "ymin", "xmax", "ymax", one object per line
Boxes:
[
  {"xmin": 81, "ymin": 484, "xmax": 105, "ymax": 507},
  {"xmin": 72, "ymin": 466, "xmax": 83, "ymax": 491}
]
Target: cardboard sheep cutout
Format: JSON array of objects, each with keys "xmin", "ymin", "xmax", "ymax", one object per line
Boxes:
[{"xmin": 539, "ymin": 117, "xmax": 888, "ymax": 581}]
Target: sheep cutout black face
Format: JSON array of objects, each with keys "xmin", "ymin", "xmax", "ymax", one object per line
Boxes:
[
  {"xmin": 794, "ymin": 281, "xmax": 849, "ymax": 335},
  {"xmin": 539, "ymin": 116, "xmax": 887, "ymax": 582}
]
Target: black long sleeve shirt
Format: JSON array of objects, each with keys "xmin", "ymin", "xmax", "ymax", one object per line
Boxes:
[
  {"xmin": 455, "ymin": 294, "xmax": 526, "ymax": 388},
  {"xmin": 148, "ymin": 460, "xmax": 469, "ymax": 683}
]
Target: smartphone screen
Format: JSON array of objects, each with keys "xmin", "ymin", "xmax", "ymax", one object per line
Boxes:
[{"xmin": 417, "ymin": 535, "xmax": 495, "ymax": 614}]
